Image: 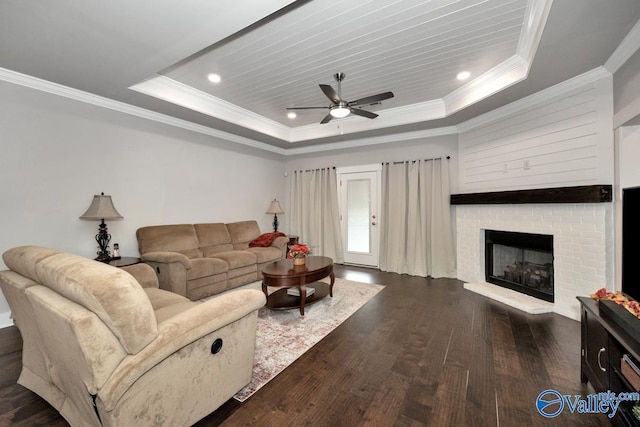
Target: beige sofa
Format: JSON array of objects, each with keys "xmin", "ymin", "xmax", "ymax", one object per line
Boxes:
[
  {"xmin": 136, "ymin": 220, "xmax": 287, "ymax": 300},
  {"xmin": 0, "ymin": 245, "xmax": 265, "ymax": 427}
]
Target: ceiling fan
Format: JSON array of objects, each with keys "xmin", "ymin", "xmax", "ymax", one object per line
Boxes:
[{"xmin": 287, "ymin": 73, "xmax": 394, "ymax": 124}]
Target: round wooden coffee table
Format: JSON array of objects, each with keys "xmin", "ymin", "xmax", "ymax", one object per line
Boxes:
[{"xmin": 261, "ymin": 256, "xmax": 335, "ymax": 316}]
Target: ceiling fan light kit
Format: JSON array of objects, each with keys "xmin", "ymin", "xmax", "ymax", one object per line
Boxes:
[
  {"xmin": 288, "ymin": 73, "xmax": 394, "ymax": 124},
  {"xmin": 330, "ymin": 103, "xmax": 350, "ymax": 118}
]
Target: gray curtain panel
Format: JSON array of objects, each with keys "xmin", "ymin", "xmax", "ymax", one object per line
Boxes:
[
  {"xmin": 380, "ymin": 158, "xmax": 456, "ymax": 278},
  {"xmin": 289, "ymin": 167, "xmax": 344, "ymax": 263}
]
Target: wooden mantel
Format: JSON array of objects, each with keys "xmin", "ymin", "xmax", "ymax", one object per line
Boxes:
[{"xmin": 450, "ymin": 185, "xmax": 612, "ymax": 205}]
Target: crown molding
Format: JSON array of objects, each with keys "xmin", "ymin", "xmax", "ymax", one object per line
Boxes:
[
  {"xmin": 518, "ymin": 0, "xmax": 554, "ymax": 63},
  {"xmin": 456, "ymin": 66, "xmax": 612, "ymax": 133},
  {"xmin": 442, "ymin": 0, "xmax": 552, "ymax": 116},
  {"xmin": 605, "ymin": 18, "xmax": 640, "ymax": 73},
  {"xmin": 283, "ymin": 126, "xmax": 459, "ymax": 156},
  {"xmin": 0, "ymin": 67, "xmax": 287, "ymax": 155},
  {"xmin": 130, "ymin": 75, "xmax": 293, "ymax": 141},
  {"xmin": 444, "ymin": 55, "xmax": 528, "ymax": 116}
]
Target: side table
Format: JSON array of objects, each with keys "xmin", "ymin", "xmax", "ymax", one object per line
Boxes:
[{"xmin": 107, "ymin": 257, "xmax": 141, "ymax": 268}]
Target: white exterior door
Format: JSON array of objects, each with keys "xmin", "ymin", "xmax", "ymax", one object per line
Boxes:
[{"xmin": 338, "ymin": 165, "xmax": 381, "ymax": 267}]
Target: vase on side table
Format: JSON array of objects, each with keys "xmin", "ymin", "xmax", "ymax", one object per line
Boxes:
[{"xmin": 293, "ymin": 256, "xmax": 306, "ymax": 266}]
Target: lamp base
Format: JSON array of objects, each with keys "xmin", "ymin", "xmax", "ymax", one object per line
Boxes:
[
  {"xmin": 95, "ymin": 219, "xmax": 112, "ymax": 263},
  {"xmin": 95, "ymin": 253, "xmax": 112, "ymax": 263}
]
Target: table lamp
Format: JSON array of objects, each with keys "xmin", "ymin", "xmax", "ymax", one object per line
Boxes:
[
  {"xmin": 266, "ymin": 199, "xmax": 284, "ymax": 232},
  {"xmin": 80, "ymin": 192, "xmax": 123, "ymax": 262}
]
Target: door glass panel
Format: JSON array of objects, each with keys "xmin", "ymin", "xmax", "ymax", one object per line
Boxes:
[{"xmin": 347, "ymin": 179, "xmax": 370, "ymax": 252}]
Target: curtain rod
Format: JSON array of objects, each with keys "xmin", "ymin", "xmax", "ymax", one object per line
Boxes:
[
  {"xmin": 293, "ymin": 166, "xmax": 336, "ymax": 173},
  {"xmin": 383, "ymin": 156, "xmax": 450, "ymax": 165}
]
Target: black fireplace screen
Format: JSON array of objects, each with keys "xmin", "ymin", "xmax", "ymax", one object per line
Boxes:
[{"xmin": 485, "ymin": 230, "xmax": 554, "ymax": 302}]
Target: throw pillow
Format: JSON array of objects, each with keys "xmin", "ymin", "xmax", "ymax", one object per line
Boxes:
[{"xmin": 249, "ymin": 232, "xmax": 286, "ymax": 247}]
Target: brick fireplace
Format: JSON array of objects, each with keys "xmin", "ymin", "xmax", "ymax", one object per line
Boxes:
[{"xmin": 453, "ymin": 187, "xmax": 614, "ymax": 320}]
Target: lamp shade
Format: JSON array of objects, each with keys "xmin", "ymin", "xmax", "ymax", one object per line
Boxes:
[
  {"xmin": 266, "ymin": 199, "xmax": 284, "ymax": 215},
  {"xmin": 79, "ymin": 193, "xmax": 123, "ymax": 220}
]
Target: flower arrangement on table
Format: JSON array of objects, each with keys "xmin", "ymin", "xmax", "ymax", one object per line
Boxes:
[
  {"xmin": 288, "ymin": 244, "xmax": 310, "ymax": 265},
  {"xmin": 287, "ymin": 243, "xmax": 310, "ymax": 259}
]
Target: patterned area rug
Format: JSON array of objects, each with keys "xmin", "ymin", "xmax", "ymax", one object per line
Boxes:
[{"xmin": 233, "ymin": 278, "xmax": 384, "ymax": 402}]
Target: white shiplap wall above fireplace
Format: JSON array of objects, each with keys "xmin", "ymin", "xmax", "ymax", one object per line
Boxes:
[{"xmin": 458, "ymin": 72, "xmax": 614, "ymax": 193}]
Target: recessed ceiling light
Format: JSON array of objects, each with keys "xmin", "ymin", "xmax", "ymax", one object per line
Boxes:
[
  {"xmin": 207, "ymin": 73, "xmax": 221, "ymax": 83},
  {"xmin": 457, "ymin": 71, "xmax": 471, "ymax": 81},
  {"xmin": 287, "ymin": 112, "xmax": 297, "ymax": 119}
]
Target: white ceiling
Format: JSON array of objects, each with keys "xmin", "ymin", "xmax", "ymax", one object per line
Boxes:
[{"xmin": 1, "ymin": 0, "xmax": 640, "ymax": 153}]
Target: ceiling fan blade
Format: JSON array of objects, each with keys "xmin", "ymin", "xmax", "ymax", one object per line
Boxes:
[
  {"xmin": 320, "ymin": 113, "xmax": 334, "ymax": 124},
  {"xmin": 350, "ymin": 91, "xmax": 394, "ymax": 106},
  {"xmin": 319, "ymin": 84, "xmax": 341, "ymax": 103},
  {"xmin": 286, "ymin": 106, "xmax": 328, "ymax": 110},
  {"xmin": 350, "ymin": 108, "xmax": 378, "ymax": 119}
]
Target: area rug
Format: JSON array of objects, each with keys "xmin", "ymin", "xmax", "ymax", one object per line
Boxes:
[{"xmin": 233, "ymin": 278, "xmax": 384, "ymax": 402}]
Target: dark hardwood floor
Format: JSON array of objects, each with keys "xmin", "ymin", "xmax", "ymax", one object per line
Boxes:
[{"xmin": 0, "ymin": 265, "xmax": 611, "ymax": 426}]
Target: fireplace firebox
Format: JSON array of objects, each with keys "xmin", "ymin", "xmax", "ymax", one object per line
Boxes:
[{"xmin": 485, "ymin": 230, "xmax": 554, "ymax": 302}]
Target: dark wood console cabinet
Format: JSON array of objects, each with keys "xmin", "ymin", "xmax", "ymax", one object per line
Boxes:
[{"xmin": 578, "ymin": 297, "xmax": 640, "ymax": 426}]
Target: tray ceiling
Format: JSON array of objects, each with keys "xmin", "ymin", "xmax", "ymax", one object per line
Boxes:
[
  {"xmin": 133, "ymin": 0, "xmax": 544, "ymax": 142},
  {"xmin": 164, "ymin": 0, "xmax": 527, "ymax": 125},
  {"xmin": 1, "ymin": 0, "xmax": 640, "ymax": 152}
]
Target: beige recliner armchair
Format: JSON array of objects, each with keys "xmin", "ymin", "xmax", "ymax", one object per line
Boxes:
[{"xmin": 0, "ymin": 245, "xmax": 265, "ymax": 426}]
